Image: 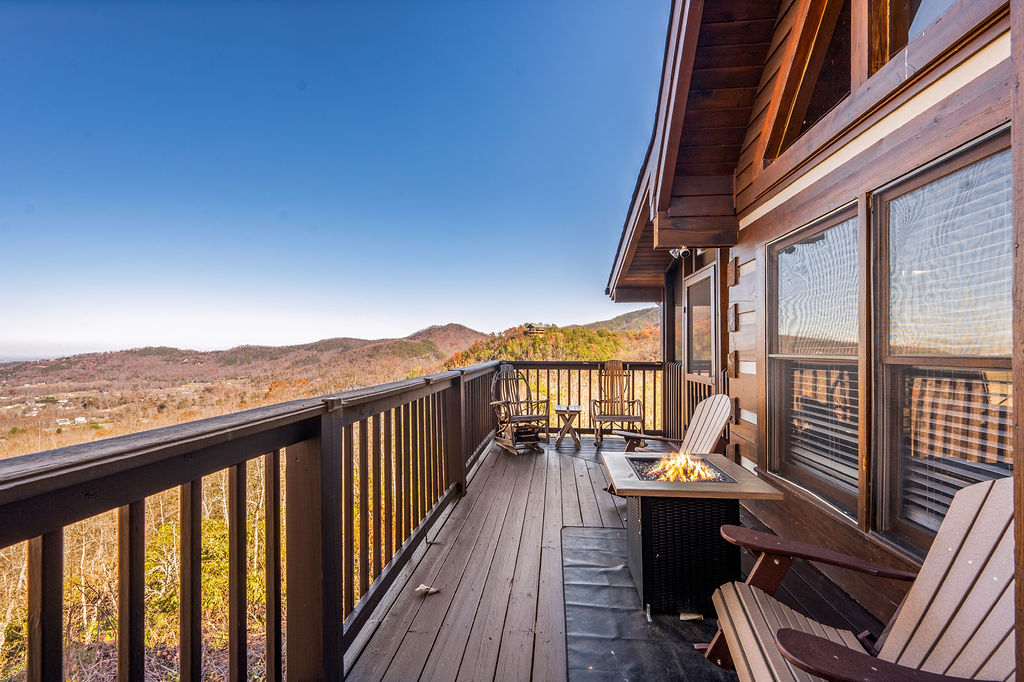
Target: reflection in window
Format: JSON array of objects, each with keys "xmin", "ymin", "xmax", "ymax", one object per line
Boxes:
[
  {"xmin": 776, "ymin": 218, "xmax": 858, "ymax": 355},
  {"xmin": 899, "ymin": 367, "xmax": 1012, "ymax": 531},
  {"xmin": 771, "ymin": 214, "xmax": 859, "ymax": 514},
  {"xmin": 888, "ymin": 149, "xmax": 1012, "ymax": 356},
  {"xmin": 674, "ymin": 272, "xmax": 684, "ymax": 362},
  {"xmin": 881, "ymin": 143, "xmax": 1013, "ymax": 551},
  {"xmin": 687, "ymin": 277, "xmax": 713, "ymax": 376},
  {"xmin": 908, "ymin": 0, "xmax": 957, "ymax": 41}
]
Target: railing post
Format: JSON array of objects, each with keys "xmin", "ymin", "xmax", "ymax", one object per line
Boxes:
[
  {"xmin": 285, "ymin": 408, "xmax": 344, "ymax": 681},
  {"xmin": 448, "ymin": 372, "xmax": 467, "ymax": 495},
  {"xmin": 27, "ymin": 530, "xmax": 62, "ymax": 682},
  {"xmin": 118, "ymin": 501, "xmax": 145, "ymax": 682}
]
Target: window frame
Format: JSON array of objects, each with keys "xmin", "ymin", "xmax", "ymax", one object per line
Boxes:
[
  {"xmin": 767, "ymin": 204, "xmax": 860, "ymax": 515},
  {"xmin": 872, "ymin": 131, "xmax": 1012, "ymax": 553}
]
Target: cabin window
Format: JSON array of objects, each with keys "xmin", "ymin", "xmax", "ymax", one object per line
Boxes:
[
  {"xmin": 868, "ymin": 0, "xmax": 958, "ymax": 75},
  {"xmin": 769, "ymin": 211, "xmax": 859, "ymax": 514},
  {"xmin": 876, "ymin": 140, "xmax": 1013, "ymax": 551}
]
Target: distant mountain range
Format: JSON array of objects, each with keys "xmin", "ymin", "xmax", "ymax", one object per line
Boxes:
[
  {"xmin": 0, "ymin": 324, "xmax": 487, "ymax": 387},
  {"xmin": 580, "ymin": 306, "xmax": 658, "ymax": 332},
  {"xmin": 0, "ymin": 308, "xmax": 660, "ymax": 388}
]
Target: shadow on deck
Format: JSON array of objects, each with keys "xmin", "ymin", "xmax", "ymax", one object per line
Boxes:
[{"xmin": 347, "ymin": 436, "xmax": 879, "ymax": 680}]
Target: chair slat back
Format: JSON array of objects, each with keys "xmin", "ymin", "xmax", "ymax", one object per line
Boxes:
[
  {"xmin": 492, "ymin": 364, "xmax": 530, "ymax": 417},
  {"xmin": 679, "ymin": 394, "xmax": 731, "ymax": 454},
  {"xmin": 878, "ymin": 476, "xmax": 1014, "ymax": 679},
  {"xmin": 599, "ymin": 360, "xmax": 629, "ymax": 414}
]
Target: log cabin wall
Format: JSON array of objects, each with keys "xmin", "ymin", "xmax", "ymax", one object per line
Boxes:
[{"xmin": 728, "ymin": 0, "xmax": 1012, "ymax": 622}]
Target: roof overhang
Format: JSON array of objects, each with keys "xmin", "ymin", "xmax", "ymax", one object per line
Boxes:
[{"xmin": 608, "ymin": 0, "xmax": 778, "ymax": 301}]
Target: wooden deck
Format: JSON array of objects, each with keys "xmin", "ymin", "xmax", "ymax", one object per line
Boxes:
[
  {"xmin": 348, "ymin": 436, "xmax": 881, "ymax": 681},
  {"xmin": 348, "ymin": 436, "xmax": 658, "ymax": 681}
]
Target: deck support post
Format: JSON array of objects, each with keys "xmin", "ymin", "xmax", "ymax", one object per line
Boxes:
[{"xmin": 285, "ymin": 412, "xmax": 345, "ymax": 681}]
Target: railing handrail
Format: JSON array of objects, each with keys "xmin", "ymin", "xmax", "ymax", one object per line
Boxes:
[
  {"xmin": 508, "ymin": 360, "xmax": 661, "ymax": 369},
  {"xmin": 0, "ymin": 361, "xmax": 501, "ymax": 549}
]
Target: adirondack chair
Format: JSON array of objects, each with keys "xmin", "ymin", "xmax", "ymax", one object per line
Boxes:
[
  {"xmin": 704, "ymin": 475, "xmax": 1014, "ymax": 681},
  {"xmin": 490, "ymin": 363, "xmax": 549, "ymax": 454},
  {"xmin": 614, "ymin": 393, "xmax": 732, "ymax": 454},
  {"xmin": 590, "ymin": 360, "xmax": 644, "ymax": 446}
]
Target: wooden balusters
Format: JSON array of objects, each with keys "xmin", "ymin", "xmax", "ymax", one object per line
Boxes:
[
  {"xmin": 180, "ymin": 480, "xmax": 202, "ymax": 681},
  {"xmin": 27, "ymin": 530, "xmax": 63, "ymax": 682},
  {"xmin": 264, "ymin": 451, "xmax": 282, "ymax": 682},
  {"xmin": 384, "ymin": 410, "xmax": 394, "ymax": 562},
  {"xmin": 372, "ymin": 415, "xmax": 382, "ymax": 581},
  {"xmin": 358, "ymin": 418, "xmax": 369, "ymax": 600},
  {"xmin": 343, "ymin": 422, "xmax": 355, "ymax": 617},
  {"xmin": 118, "ymin": 501, "xmax": 145, "ymax": 682},
  {"xmin": 227, "ymin": 464, "xmax": 247, "ymax": 682}
]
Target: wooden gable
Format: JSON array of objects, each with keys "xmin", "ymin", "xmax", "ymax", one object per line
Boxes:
[{"xmin": 607, "ymin": 0, "xmax": 782, "ymax": 301}]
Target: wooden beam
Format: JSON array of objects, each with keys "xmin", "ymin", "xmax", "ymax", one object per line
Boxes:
[
  {"xmin": 755, "ymin": 0, "xmax": 826, "ymax": 168},
  {"xmin": 285, "ymin": 421, "xmax": 344, "ymax": 681},
  {"xmin": 611, "ymin": 286, "xmax": 664, "ymax": 303},
  {"xmin": 27, "ymin": 530, "xmax": 62, "ymax": 682},
  {"xmin": 654, "ymin": 0, "xmax": 705, "ymax": 210},
  {"xmin": 669, "ymin": 194, "xmax": 735, "ymax": 217},
  {"xmin": 653, "ymin": 211, "xmax": 738, "ymax": 248},
  {"xmin": 228, "ymin": 463, "xmax": 247, "ymax": 682},
  {"xmin": 118, "ymin": 501, "xmax": 145, "ymax": 682},
  {"xmin": 1011, "ymin": 0, "xmax": 1023, "ymax": 674},
  {"xmin": 179, "ymin": 480, "xmax": 202, "ymax": 682},
  {"xmin": 851, "ymin": 0, "xmax": 869, "ymax": 89}
]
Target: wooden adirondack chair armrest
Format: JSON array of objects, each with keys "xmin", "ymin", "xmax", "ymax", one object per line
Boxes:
[
  {"xmin": 774, "ymin": 629, "xmax": 973, "ymax": 682},
  {"xmin": 611, "ymin": 431, "xmax": 683, "ymax": 444},
  {"xmin": 720, "ymin": 525, "xmax": 917, "ymax": 581}
]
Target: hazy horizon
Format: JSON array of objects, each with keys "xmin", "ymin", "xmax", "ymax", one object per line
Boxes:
[{"xmin": 2, "ymin": 2, "xmax": 668, "ymax": 359}]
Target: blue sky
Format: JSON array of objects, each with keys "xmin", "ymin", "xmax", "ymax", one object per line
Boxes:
[{"xmin": 1, "ymin": 1, "xmax": 668, "ymax": 358}]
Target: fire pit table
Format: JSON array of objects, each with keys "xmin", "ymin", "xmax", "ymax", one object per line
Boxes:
[{"xmin": 602, "ymin": 451, "xmax": 782, "ymax": 615}]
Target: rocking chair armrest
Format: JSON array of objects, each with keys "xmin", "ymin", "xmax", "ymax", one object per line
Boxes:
[
  {"xmin": 720, "ymin": 526, "xmax": 917, "ymax": 581},
  {"xmin": 774, "ymin": 629, "xmax": 972, "ymax": 682},
  {"xmin": 611, "ymin": 431, "xmax": 683, "ymax": 444}
]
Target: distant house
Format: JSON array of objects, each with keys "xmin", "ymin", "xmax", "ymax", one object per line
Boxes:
[
  {"xmin": 74, "ymin": 417, "xmax": 87, "ymax": 425},
  {"xmin": 55, "ymin": 418, "xmax": 71, "ymax": 426}
]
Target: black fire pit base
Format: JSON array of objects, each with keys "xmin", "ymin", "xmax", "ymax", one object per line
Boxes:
[{"xmin": 626, "ymin": 495, "xmax": 740, "ymax": 614}]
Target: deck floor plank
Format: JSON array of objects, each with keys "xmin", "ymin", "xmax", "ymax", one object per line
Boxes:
[
  {"xmin": 455, "ymin": 451, "xmax": 544, "ymax": 681},
  {"xmin": 347, "ymin": 448, "xmax": 509, "ymax": 681},
  {"xmin": 531, "ymin": 448, "xmax": 566, "ymax": 681},
  {"xmin": 572, "ymin": 456, "xmax": 603, "ymax": 527},
  {"xmin": 381, "ymin": 452, "xmax": 522, "ymax": 681},
  {"xmin": 558, "ymin": 450, "xmax": 583, "ymax": 528},
  {"xmin": 586, "ymin": 458, "xmax": 624, "ymax": 528},
  {"xmin": 416, "ymin": 453, "xmax": 527, "ymax": 680},
  {"xmin": 494, "ymin": 453, "xmax": 549, "ymax": 681}
]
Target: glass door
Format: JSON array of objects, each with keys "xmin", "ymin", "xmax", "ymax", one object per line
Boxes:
[{"xmin": 682, "ymin": 266, "xmax": 719, "ymax": 425}]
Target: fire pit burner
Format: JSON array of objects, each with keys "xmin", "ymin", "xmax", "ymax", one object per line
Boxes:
[
  {"xmin": 600, "ymin": 452, "xmax": 783, "ymax": 615},
  {"xmin": 626, "ymin": 455, "xmax": 736, "ymax": 483}
]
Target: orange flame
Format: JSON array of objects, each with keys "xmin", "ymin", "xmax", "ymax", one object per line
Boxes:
[{"xmin": 649, "ymin": 451, "xmax": 720, "ymax": 482}]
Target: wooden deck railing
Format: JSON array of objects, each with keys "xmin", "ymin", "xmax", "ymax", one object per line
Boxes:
[
  {"xmin": 0, "ymin": 361, "xmax": 499, "ymax": 681},
  {"xmin": 509, "ymin": 361, "xmax": 664, "ymax": 434}
]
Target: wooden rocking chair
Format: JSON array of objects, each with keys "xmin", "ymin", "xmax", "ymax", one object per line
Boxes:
[
  {"xmin": 490, "ymin": 363, "xmax": 549, "ymax": 454},
  {"xmin": 705, "ymin": 475, "xmax": 1014, "ymax": 681},
  {"xmin": 590, "ymin": 360, "xmax": 644, "ymax": 447},
  {"xmin": 614, "ymin": 393, "xmax": 732, "ymax": 454}
]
